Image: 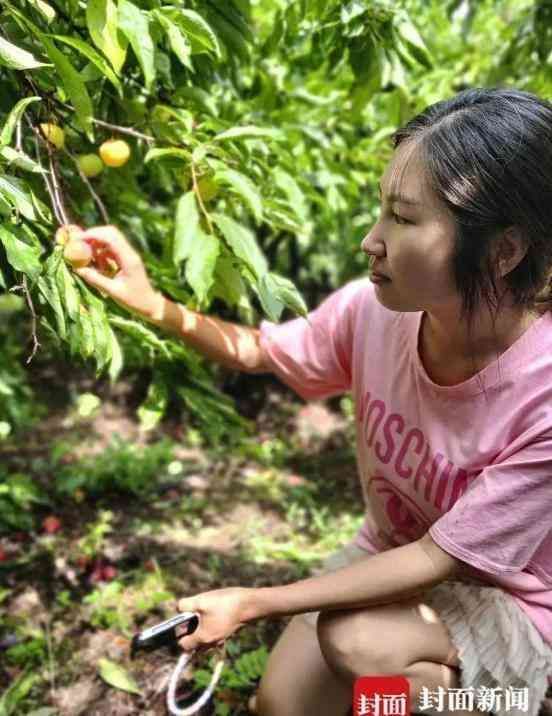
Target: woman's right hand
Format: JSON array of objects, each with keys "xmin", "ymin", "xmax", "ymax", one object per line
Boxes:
[{"xmin": 72, "ymin": 225, "xmax": 164, "ymax": 321}]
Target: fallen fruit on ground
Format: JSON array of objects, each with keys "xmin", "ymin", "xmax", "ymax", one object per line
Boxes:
[
  {"xmin": 63, "ymin": 239, "xmax": 93, "ymax": 268},
  {"xmin": 77, "ymin": 153, "xmax": 104, "ymax": 178},
  {"xmin": 55, "ymin": 224, "xmax": 83, "ymax": 246},
  {"xmin": 99, "ymin": 139, "xmax": 131, "ymax": 167},
  {"xmin": 42, "ymin": 515, "xmax": 62, "ymax": 534},
  {"xmin": 39, "ymin": 123, "xmax": 65, "ymax": 150}
]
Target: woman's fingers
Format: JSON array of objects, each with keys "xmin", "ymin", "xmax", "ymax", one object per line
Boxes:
[
  {"xmin": 178, "ymin": 632, "xmax": 202, "ymax": 652},
  {"xmin": 79, "ymin": 225, "xmax": 140, "ymax": 271},
  {"xmin": 73, "ymin": 265, "xmax": 117, "ymax": 293}
]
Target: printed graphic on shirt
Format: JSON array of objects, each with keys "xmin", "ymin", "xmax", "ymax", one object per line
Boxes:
[
  {"xmin": 357, "ymin": 391, "xmax": 479, "ymax": 547},
  {"xmin": 369, "ymin": 475, "xmax": 431, "ymax": 547}
]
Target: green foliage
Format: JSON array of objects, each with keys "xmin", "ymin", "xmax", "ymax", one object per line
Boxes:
[
  {"xmin": 0, "ymin": 294, "xmax": 47, "ymax": 438},
  {"xmin": 4, "ymin": 636, "xmax": 47, "ymax": 668},
  {"xmin": 53, "ymin": 434, "xmax": 175, "ymax": 497},
  {"xmin": 0, "ymin": 0, "xmax": 439, "ymax": 445},
  {"xmin": 0, "ymin": 669, "xmax": 40, "ymax": 716},
  {"xmin": 194, "ymin": 644, "xmax": 269, "ymax": 715},
  {"xmin": 83, "ymin": 570, "xmax": 174, "ymax": 634},
  {"xmin": 76, "ymin": 509, "xmax": 115, "ymax": 558},
  {"xmin": 0, "ymin": 471, "xmax": 49, "ymax": 531}
]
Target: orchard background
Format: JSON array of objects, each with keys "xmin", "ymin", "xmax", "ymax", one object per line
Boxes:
[{"xmin": 1, "ymin": 0, "xmax": 552, "ymax": 714}]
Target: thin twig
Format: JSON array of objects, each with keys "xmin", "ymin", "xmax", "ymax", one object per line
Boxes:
[
  {"xmin": 21, "ymin": 275, "xmax": 41, "ymax": 364},
  {"xmin": 91, "ymin": 118, "xmax": 154, "ymax": 142},
  {"xmin": 15, "ymin": 120, "xmax": 22, "ymax": 152},
  {"xmin": 43, "ymin": 616, "xmax": 57, "ymax": 697},
  {"xmin": 63, "ymin": 147, "xmax": 110, "ymax": 224},
  {"xmin": 191, "ymin": 162, "xmax": 214, "ymax": 234},
  {"xmin": 48, "ymin": 153, "xmax": 69, "ymax": 226},
  {"xmin": 34, "ymin": 91, "xmax": 154, "ymax": 142},
  {"xmin": 31, "ymin": 121, "xmax": 63, "ymax": 224}
]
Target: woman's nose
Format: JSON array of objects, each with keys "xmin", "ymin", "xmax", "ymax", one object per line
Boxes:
[{"xmin": 360, "ymin": 228, "xmax": 384, "ymax": 257}]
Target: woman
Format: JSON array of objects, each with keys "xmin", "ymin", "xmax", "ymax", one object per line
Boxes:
[{"xmin": 75, "ymin": 87, "xmax": 552, "ymax": 716}]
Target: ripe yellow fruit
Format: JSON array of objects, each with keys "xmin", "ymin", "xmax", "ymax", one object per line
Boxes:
[
  {"xmin": 55, "ymin": 224, "xmax": 83, "ymax": 246},
  {"xmin": 39, "ymin": 123, "xmax": 65, "ymax": 150},
  {"xmin": 77, "ymin": 154, "xmax": 104, "ymax": 178},
  {"xmin": 64, "ymin": 239, "xmax": 93, "ymax": 269},
  {"xmin": 197, "ymin": 176, "xmax": 219, "ymax": 202},
  {"xmin": 99, "ymin": 139, "xmax": 131, "ymax": 167}
]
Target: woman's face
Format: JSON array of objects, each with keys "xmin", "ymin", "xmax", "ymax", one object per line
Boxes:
[{"xmin": 361, "ymin": 144, "xmax": 461, "ymax": 317}]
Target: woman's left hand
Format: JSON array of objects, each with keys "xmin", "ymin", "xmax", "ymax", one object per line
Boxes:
[{"xmin": 176, "ymin": 587, "xmax": 258, "ymax": 652}]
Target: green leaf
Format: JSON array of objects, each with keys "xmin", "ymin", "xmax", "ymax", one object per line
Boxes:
[
  {"xmin": 185, "ymin": 229, "xmax": 219, "ymax": 303},
  {"xmin": 97, "ymin": 658, "xmax": 142, "ymax": 696},
  {"xmin": 153, "ymin": 10, "xmax": 193, "ymax": 71},
  {"xmin": 86, "ymin": 0, "xmax": 128, "ymax": 74},
  {"xmin": 49, "ymin": 35, "xmax": 123, "ymax": 97},
  {"xmin": 0, "ymin": 96, "xmax": 41, "ymax": 148},
  {"xmin": 55, "ymin": 257, "xmax": 81, "ymax": 321},
  {"xmin": 0, "ymin": 226, "xmax": 42, "ymax": 278},
  {"xmin": 273, "ymin": 168, "xmax": 308, "ymax": 222},
  {"xmin": 41, "ymin": 37, "xmax": 94, "ymax": 140},
  {"xmin": 0, "ymin": 36, "xmax": 48, "ymax": 70},
  {"xmin": 213, "ymin": 254, "xmax": 250, "ymax": 310},
  {"xmin": 341, "ymin": 1, "xmax": 366, "ymax": 23},
  {"xmin": 86, "ymin": 298, "xmax": 112, "ymax": 372},
  {"xmin": 213, "ymin": 125, "xmax": 285, "ymax": 143},
  {"xmin": 174, "ymin": 191, "xmax": 199, "ymax": 264},
  {"xmin": 212, "ymin": 213, "xmax": 267, "ymax": 280},
  {"xmin": 165, "ymin": 8, "xmax": 221, "ymax": 57},
  {"xmin": 214, "ymin": 168, "xmax": 263, "ymax": 223},
  {"xmin": 257, "ymin": 272, "xmax": 308, "ymax": 322},
  {"xmin": 395, "ymin": 15, "xmax": 432, "ymax": 69},
  {"xmin": 144, "ymin": 147, "xmax": 191, "ymax": 164},
  {"xmin": 0, "ymin": 669, "xmax": 40, "ymax": 714},
  {"xmin": 24, "ymin": 0, "xmax": 57, "ymax": 23},
  {"xmin": 173, "ymin": 86, "xmax": 218, "ymax": 116},
  {"xmin": 0, "ymin": 146, "xmax": 45, "ymax": 173},
  {"xmin": 118, "ymin": 0, "xmax": 156, "ymax": 91},
  {"xmin": 0, "ymin": 175, "xmax": 37, "ymax": 220},
  {"xmin": 107, "ymin": 325, "xmax": 123, "ymax": 383},
  {"xmin": 38, "ymin": 273, "xmax": 67, "ymax": 340},
  {"xmin": 137, "ymin": 373, "xmax": 169, "ymax": 431},
  {"xmin": 205, "ymin": 5, "xmax": 250, "ymax": 61},
  {"xmin": 109, "ymin": 316, "xmax": 172, "ymax": 359}
]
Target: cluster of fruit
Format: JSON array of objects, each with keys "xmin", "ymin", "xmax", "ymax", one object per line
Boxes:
[{"xmin": 39, "ymin": 123, "xmax": 131, "ymax": 177}]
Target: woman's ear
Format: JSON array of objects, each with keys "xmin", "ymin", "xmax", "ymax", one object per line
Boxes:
[{"xmin": 495, "ymin": 226, "xmax": 528, "ymax": 278}]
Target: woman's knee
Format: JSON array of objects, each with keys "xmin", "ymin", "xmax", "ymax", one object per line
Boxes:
[
  {"xmin": 255, "ymin": 614, "xmax": 352, "ymax": 716},
  {"xmin": 317, "ymin": 609, "xmax": 362, "ymax": 681},
  {"xmin": 317, "ymin": 607, "xmax": 402, "ymax": 681}
]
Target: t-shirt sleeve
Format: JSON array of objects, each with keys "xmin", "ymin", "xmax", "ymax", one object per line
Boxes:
[
  {"xmin": 429, "ymin": 433, "xmax": 552, "ymax": 578},
  {"xmin": 258, "ymin": 279, "xmax": 367, "ymax": 401}
]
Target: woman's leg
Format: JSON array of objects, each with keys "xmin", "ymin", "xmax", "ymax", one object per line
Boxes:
[
  {"xmin": 255, "ymin": 614, "xmax": 353, "ymax": 716},
  {"xmin": 317, "ymin": 594, "xmax": 485, "ymax": 716}
]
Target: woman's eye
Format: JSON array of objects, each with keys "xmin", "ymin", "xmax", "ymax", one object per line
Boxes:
[{"xmin": 392, "ymin": 211, "xmax": 410, "ymax": 225}]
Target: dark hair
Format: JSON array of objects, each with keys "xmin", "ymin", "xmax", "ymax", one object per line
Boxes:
[{"xmin": 389, "ymin": 86, "xmax": 552, "ymax": 340}]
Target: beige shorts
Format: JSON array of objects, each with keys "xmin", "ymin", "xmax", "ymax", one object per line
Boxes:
[{"xmin": 299, "ymin": 542, "xmax": 552, "ymax": 716}]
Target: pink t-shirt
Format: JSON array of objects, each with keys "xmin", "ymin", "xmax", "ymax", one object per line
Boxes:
[{"xmin": 259, "ymin": 277, "xmax": 552, "ymax": 650}]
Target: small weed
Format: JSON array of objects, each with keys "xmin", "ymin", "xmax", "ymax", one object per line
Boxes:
[
  {"xmin": 77, "ymin": 510, "xmax": 114, "ymax": 559},
  {"xmin": 83, "ymin": 570, "xmax": 174, "ymax": 635},
  {"xmin": 0, "ymin": 472, "xmax": 49, "ymax": 532},
  {"xmin": 194, "ymin": 644, "xmax": 269, "ymax": 715},
  {"xmin": 237, "ymin": 436, "xmax": 289, "ymax": 468},
  {"xmin": 53, "ymin": 435, "xmax": 176, "ymax": 497}
]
